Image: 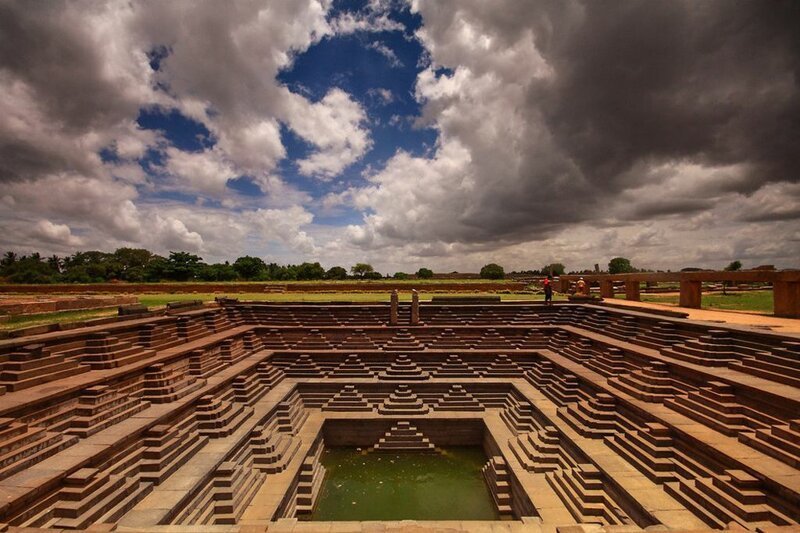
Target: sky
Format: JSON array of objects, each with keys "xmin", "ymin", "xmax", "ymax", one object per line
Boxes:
[{"xmin": 1, "ymin": 0, "xmax": 799, "ymax": 273}]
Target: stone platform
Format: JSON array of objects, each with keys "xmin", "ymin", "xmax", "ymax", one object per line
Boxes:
[{"xmin": 0, "ymin": 300, "xmax": 797, "ymax": 532}]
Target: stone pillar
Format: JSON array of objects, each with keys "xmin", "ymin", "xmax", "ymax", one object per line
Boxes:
[
  {"xmin": 600, "ymin": 280, "xmax": 614, "ymax": 299},
  {"xmin": 410, "ymin": 289, "xmax": 420, "ymax": 325},
  {"xmin": 389, "ymin": 290, "xmax": 399, "ymax": 325},
  {"xmin": 624, "ymin": 281, "xmax": 640, "ymax": 301},
  {"xmin": 679, "ymin": 280, "xmax": 702, "ymax": 308},
  {"xmin": 773, "ymin": 281, "xmax": 800, "ymax": 318}
]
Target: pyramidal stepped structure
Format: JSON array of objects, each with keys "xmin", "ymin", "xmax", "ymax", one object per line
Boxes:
[{"xmin": 0, "ymin": 299, "xmax": 796, "ymax": 531}]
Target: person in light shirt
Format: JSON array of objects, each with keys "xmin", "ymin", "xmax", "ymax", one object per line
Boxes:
[{"xmin": 576, "ymin": 277, "xmax": 588, "ymax": 296}]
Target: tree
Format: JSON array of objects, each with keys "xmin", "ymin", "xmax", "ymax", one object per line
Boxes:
[
  {"xmin": 296, "ymin": 262, "xmax": 325, "ymax": 280},
  {"xmin": 47, "ymin": 255, "xmax": 64, "ymax": 274},
  {"xmin": 197, "ymin": 263, "xmax": 238, "ymax": 281},
  {"xmin": 416, "ymin": 267, "xmax": 434, "ymax": 279},
  {"xmin": 351, "ymin": 263, "xmax": 374, "ymax": 278},
  {"xmin": 393, "ymin": 272, "xmax": 409, "ymax": 280},
  {"xmin": 143, "ymin": 256, "xmax": 168, "ymax": 281},
  {"xmin": 724, "ymin": 260, "xmax": 742, "ymax": 271},
  {"xmin": 722, "ymin": 260, "xmax": 742, "ymax": 295},
  {"xmin": 163, "ymin": 251, "xmax": 203, "ymax": 281},
  {"xmin": 264, "ymin": 262, "xmax": 294, "ymax": 280},
  {"xmin": 479, "ymin": 263, "xmax": 505, "ymax": 279},
  {"xmin": 325, "ymin": 266, "xmax": 348, "ymax": 280},
  {"xmin": 273, "ymin": 264, "xmax": 298, "ymax": 280},
  {"xmin": 233, "ymin": 256, "xmax": 267, "ymax": 280},
  {"xmin": 113, "ymin": 248, "xmax": 154, "ymax": 280},
  {"xmin": 62, "ymin": 250, "xmax": 121, "ymax": 281},
  {"xmin": 541, "ymin": 263, "xmax": 566, "ymax": 276},
  {"xmin": 608, "ymin": 257, "xmax": 634, "ymax": 274},
  {"xmin": 4, "ymin": 253, "xmax": 60, "ymax": 283},
  {"xmin": 1, "ymin": 251, "xmax": 17, "ymax": 269}
]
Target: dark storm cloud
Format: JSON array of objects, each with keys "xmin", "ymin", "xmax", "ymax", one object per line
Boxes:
[
  {"xmin": 350, "ymin": 0, "xmax": 800, "ymax": 255},
  {"xmin": 533, "ymin": 0, "xmax": 800, "ymax": 194},
  {"xmin": 0, "ymin": 2, "xmax": 144, "ymax": 129},
  {"xmin": 1, "ymin": 0, "xmax": 798, "ymax": 269},
  {"xmin": 0, "ymin": 1, "xmax": 151, "ymax": 183},
  {"xmin": 624, "ymin": 199, "xmax": 713, "ymax": 221}
]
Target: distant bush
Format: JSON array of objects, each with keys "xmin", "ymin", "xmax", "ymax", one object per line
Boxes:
[
  {"xmin": 480, "ymin": 263, "xmax": 505, "ymax": 279},
  {"xmin": 351, "ymin": 263, "xmax": 375, "ymax": 278},
  {"xmin": 608, "ymin": 257, "xmax": 634, "ymax": 274},
  {"xmin": 416, "ymin": 268, "xmax": 433, "ymax": 279},
  {"xmin": 326, "ymin": 266, "xmax": 348, "ymax": 280},
  {"xmin": 541, "ymin": 263, "xmax": 566, "ymax": 276}
]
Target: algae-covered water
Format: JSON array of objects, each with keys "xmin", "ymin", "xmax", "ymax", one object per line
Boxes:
[{"xmin": 311, "ymin": 447, "xmax": 499, "ymax": 521}]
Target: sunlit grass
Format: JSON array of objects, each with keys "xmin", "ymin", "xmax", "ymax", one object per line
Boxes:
[
  {"xmin": 2, "ymin": 291, "xmax": 566, "ymax": 331},
  {"xmin": 136, "ymin": 292, "xmax": 565, "ymax": 306},
  {"xmin": 0, "ymin": 308, "xmax": 117, "ymax": 331},
  {"xmin": 639, "ymin": 290, "xmax": 773, "ymax": 314}
]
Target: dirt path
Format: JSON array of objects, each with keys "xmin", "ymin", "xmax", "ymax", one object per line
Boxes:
[{"xmin": 604, "ymin": 298, "xmax": 800, "ymax": 334}]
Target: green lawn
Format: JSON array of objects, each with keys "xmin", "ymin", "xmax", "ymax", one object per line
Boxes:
[
  {"xmin": 639, "ymin": 290, "xmax": 774, "ymax": 314},
  {"xmin": 2, "ymin": 291, "xmax": 566, "ymax": 331},
  {"xmin": 136, "ymin": 292, "xmax": 564, "ymax": 306},
  {"xmin": 0, "ymin": 308, "xmax": 118, "ymax": 331},
  {"xmin": 6, "ymin": 278, "xmax": 517, "ymax": 289}
]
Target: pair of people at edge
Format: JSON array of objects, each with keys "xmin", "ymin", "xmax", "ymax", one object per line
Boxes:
[{"xmin": 542, "ymin": 276, "xmax": 589, "ymax": 304}]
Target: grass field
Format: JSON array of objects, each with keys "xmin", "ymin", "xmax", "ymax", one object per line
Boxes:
[
  {"xmin": 0, "ymin": 309, "xmax": 121, "ymax": 331},
  {"xmin": 3, "ymin": 278, "xmax": 517, "ymax": 288},
  {"xmin": 638, "ymin": 290, "xmax": 774, "ymax": 314},
  {"xmin": 1, "ymin": 290, "xmax": 776, "ymax": 332},
  {"xmin": 135, "ymin": 292, "xmax": 566, "ymax": 306},
  {"xmin": 1, "ymin": 291, "xmax": 565, "ymax": 331}
]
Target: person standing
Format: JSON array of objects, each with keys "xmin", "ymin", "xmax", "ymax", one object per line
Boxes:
[
  {"xmin": 576, "ymin": 277, "xmax": 588, "ymax": 296},
  {"xmin": 543, "ymin": 275, "xmax": 553, "ymax": 305}
]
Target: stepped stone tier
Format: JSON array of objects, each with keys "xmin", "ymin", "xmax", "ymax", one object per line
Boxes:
[
  {"xmin": 373, "ymin": 420, "xmax": 436, "ymax": 452},
  {"xmin": 0, "ymin": 299, "xmax": 797, "ymax": 532}
]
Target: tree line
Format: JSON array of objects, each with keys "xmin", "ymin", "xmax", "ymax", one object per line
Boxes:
[
  {"xmin": 5, "ymin": 247, "xmax": 730, "ymax": 285},
  {"xmin": 0, "ymin": 249, "xmax": 352, "ymax": 283},
  {"xmin": 0, "ymin": 248, "xmax": 510, "ymax": 284}
]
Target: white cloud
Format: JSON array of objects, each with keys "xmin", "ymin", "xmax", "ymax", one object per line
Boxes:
[
  {"xmin": 329, "ymin": 4, "xmax": 404, "ymax": 35},
  {"xmin": 368, "ymin": 42, "xmax": 403, "ymax": 67},
  {"xmin": 368, "ymin": 88, "xmax": 395, "ymax": 105},
  {"xmin": 148, "ymin": 214, "xmax": 205, "ymax": 252},
  {"xmin": 2, "ymin": 174, "xmax": 144, "ymax": 242},
  {"xmin": 736, "ymin": 182, "xmax": 800, "ymax": 222},
  {"xmin": 0, "ymin": 0, "xmax": 341, "ymax": 261},
  {"xmin": 215, "ymin": 120, "xmax": 285, "ymax": 176},
  {"xmin": 247, "ymin": 207, "xmax": 318, "ymax": 255},
  {"xmin": 31, "ymin": 220, "xmax": 85, "ymax": 247},
  {"xmin": 162, "ymin": 147, "xmax": 237, "ymax": 197},
  {"xmin": 284, "ymin": 88, "xmax": 372, "ymax": 179}
]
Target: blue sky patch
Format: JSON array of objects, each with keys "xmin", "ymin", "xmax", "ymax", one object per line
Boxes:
[
  {"xmin": 129, "ymin": 0, "xmax": 436, "ymax": 224},
  {"xmin": 274, "ymin": 0, "xmax": 436, "ymax": 206},
  {"xmin": 137, "ymin": 108, "xmax": 213, "ymax": 152}
]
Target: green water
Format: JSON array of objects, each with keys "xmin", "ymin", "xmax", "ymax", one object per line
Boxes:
[{"xmin": 311, "ymin": 447, "xmax": 499, "ymax": 521}]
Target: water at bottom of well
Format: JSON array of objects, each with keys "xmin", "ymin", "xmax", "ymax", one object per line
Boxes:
[{"xmin": 311, "ymin": 446, "xmax": 499, "ymax": 521}]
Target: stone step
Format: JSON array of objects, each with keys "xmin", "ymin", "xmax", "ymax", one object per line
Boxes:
[
  {"xmin": 67, "ymin": 397, "xmax": 150, "ymax": 438},
  {"xmin": 0, "ymin": 429, "xmax": 77, "ymax": 481},
  {"xmin": 604, "ymin": 433, "xmax": 677, "ymax": 484},
  {"xmin": 738, "ymin": 428, "xmax": 800, "ymax": 469},
  {"xmin": 0, "ymin": 361, "xmax": 88, "ymax": 392}
]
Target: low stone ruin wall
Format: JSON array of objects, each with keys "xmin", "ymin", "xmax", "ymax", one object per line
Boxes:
[{"xmin": 0, "ymin": 295, "xmax": 137, "ymax": 316}]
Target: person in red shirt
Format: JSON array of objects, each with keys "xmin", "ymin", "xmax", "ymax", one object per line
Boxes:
[{"xmin": 543, "ymin": 276, "xmax": 553, "ymax": 305}]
